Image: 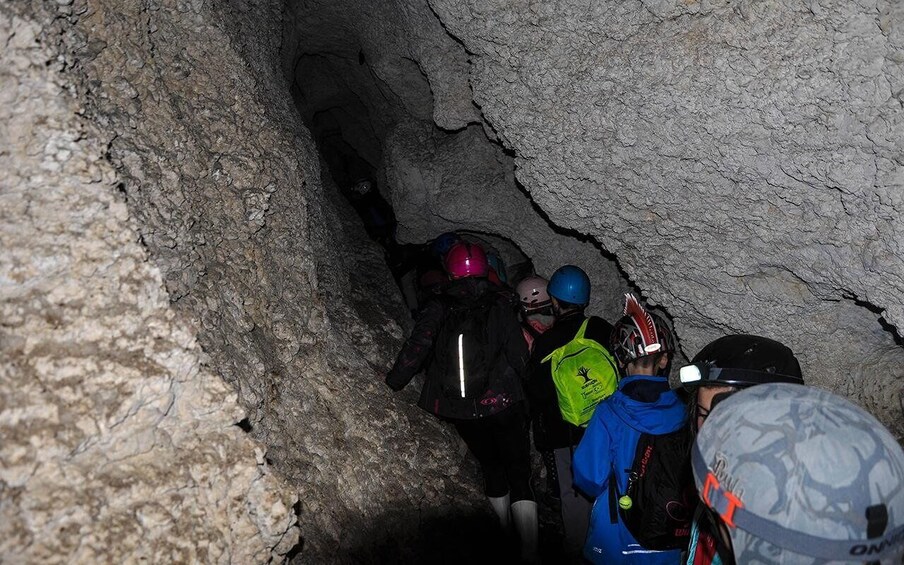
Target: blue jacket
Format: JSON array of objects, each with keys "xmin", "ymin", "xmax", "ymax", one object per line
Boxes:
[{"xmin": 572, "ymin": 375, "xmax": 687, "ymax": 564}]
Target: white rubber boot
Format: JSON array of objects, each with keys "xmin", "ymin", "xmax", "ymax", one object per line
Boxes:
[
  {"xmin": 511, "ymin": 499, "xmax": 539, "ymax": 563},
  {"xmin": 488, "ymin": 493, "xmax": 511, "ymax": 531}
]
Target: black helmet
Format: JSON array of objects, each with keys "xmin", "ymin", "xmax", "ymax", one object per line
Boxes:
[{"xmin": 679, "ymin": 334, "xmax": 804, "ymax": 391}]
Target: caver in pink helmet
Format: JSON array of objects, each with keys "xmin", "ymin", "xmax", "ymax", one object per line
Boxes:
[{"xmin": 443, "ymin": 242, "xmax": 489, "ymax": 279}]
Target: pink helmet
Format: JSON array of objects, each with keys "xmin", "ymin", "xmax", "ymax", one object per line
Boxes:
[
  {"xmin": 516, "ymin": 276, "xmax": 551, "ymax": 311},
  {"xmin": 444, "ymin": 242, "xmax": 489, "ymax": 279}
]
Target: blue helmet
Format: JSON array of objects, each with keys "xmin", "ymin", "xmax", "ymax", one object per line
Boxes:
[
  {"xmin": 548, "ymin": 265, "xmax": 591, "ymax": 305},
  {"xmin": 431, "ymin": 232, "xmax": 461, "ymax": 257}
]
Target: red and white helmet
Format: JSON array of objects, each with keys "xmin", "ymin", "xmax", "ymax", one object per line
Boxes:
[
  {"xmin": 610, "ymin": 293, "xmax": 674, "ymax": 367},
  {"xmin": 515, "ymin": 276, "xmax": 551, "ymax": 311}
]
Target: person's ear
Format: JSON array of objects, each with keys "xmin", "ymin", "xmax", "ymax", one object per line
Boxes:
[{"xmin": 657, "ymin": 354, "xmax": 669, "ymax": 370}]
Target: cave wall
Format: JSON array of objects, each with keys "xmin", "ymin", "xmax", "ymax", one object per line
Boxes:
[
  {"xmin": 289, "ymin": 0, "xmax": 635, "ymax": 322},
  {"xmin": 307, "ymin": 0, "xmax": 904, "ymax": 433},
  {"xmin": 425, "ymin": 0, "xmax": 904, "ymax": 433},
  {"xmin": 384, "ymin": 122, "xmax": 632, "ymax": 319},
  {"xmin": 0, "ymin": 5, "xmax": 297, "ymax": 562},
  {"xmin": 3, "ymin": 0, "xmax": 492, "ymax": 562},
  {"xmin": 5, "ymin": 0, "xmax": 904, "ymax": 562},
  {"xmin": 285, "ymin": 0, "xmax": 478, "ymax": 132}
]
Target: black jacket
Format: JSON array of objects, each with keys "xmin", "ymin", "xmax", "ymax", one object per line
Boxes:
[
  {"xmin": 524, "ymin": 311, "xmax": 615, "ymax": 449},
  {"xmin": 386, "ymin": 278, "xmax": 529, "ymax": 419}
]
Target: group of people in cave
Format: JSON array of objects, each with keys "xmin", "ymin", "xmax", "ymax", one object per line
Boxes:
[{"xmin": 381, "ymin": 230, "xmax": 904, "ymax": 564}]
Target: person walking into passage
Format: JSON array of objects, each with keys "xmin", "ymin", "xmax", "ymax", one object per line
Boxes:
[
  {"xmin": 676, "ymin": 334, "xmax": 805, "ymax": 565},
  {"xmin": 524, "ymin": 265, "xmax": 617, "ymax": 558},
  {"xmin": 385, "ymin": 242, "xmax": 538, "ymax": 562},
  {"xmin": 572, "ymin": 294, "xmax": 687, "ymax": 564},
  {"xmin": 515, "ymin": 275, "xmax": 559, "ymax": 498}
]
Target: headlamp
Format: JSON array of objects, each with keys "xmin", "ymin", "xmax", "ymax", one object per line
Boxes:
[
  {"xmin": 677, "ymin": 363, "xmax": 804, "ymax": 390},
  {"xmin": 679, "ymin": 364, "xmax": 704, "ymax": 385}
]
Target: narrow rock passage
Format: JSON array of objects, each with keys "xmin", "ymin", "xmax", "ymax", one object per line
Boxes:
[{"xmin": 2, "ymin": 0, "xmax": 903, "ymax": 563}]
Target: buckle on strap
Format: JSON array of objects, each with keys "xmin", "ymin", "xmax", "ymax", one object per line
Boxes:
[{"xmin": 701, "ymin": 469, "xmax": 744, "ymax": 529}]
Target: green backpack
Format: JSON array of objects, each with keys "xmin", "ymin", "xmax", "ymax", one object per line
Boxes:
[{"xmin": 542, "ymin": 319, "xmax": 619, "ymax": 427}]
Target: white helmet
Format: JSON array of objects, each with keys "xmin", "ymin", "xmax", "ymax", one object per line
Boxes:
[{"xmin": 515, "ymin": 276, "xmax": 551, "ymax": 311}]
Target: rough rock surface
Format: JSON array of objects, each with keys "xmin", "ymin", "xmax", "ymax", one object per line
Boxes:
[
  {"xmin": 385, "ymin": 122, "xmax": 631, "ymax": 320},
  {"xmin": 287, "ymin": 0, "xmax": 635, "ymax": 323},
  {"xmin": 0, "ymin": 6, "xmax": 297, "ymax": 563},
  {"xmin": 3, "ymin": 0, "xmax": 494, "ymax": 563},
  {"xmin": 420, "ymin": 0, "xmax": 904, "ymax": 434},
  {"xmin": 285, "ymin": 0, "xmax": 904, "ymax": 433},
  {"xmin": 286, "ymin": 0, "xmax": 479, "ymax": 133}
]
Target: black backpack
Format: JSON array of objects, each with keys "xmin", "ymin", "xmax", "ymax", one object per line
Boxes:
[
  {"xmin": 432, "ymin": 294, "xmax": 497, "ymax": 400},
  {"xmin": 609, "ymin": 427, "xmax": 697, "ymax": 550}
]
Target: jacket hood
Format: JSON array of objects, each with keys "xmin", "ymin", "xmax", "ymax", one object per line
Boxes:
[{"xmin": 608, "ymin": 375, "xmax": 687, "ymax": 434}]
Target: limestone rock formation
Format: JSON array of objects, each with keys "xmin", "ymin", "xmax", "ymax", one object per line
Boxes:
[
  {"xmin": 292, "ymin": 0, "xmax": 904, "ymax": 434},
  {"xmin": 0, "ymin": 7, "xmax": 297, "ymax": 562},
  {"xmin": 385, "ymin": 121, "xmax": 631, "ymax": 320},
  {"xmin": 2, "ymin": 0, "xmax": 489, "ymax": 563},
  {"xmin": 424, "ymin": 0, "xmax": 904, "ymax": 433}
]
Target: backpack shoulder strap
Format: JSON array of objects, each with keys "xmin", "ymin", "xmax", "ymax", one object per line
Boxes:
[
  {"xmin": 609, "ymin": 468, "xmax": 619, "ymax": 524},
  {"xmin": 541, "ymin": 347, "xmax": 555, "ymax": 364},
  {"xmin": 575, "ymin": 318, "xmax": 590, "ymax": 340},
  {"xmin": 436, "ymin": 295, "xmax": 456, "ymax": 311},
  {"xmin": 541, "ymin": 318, "xmax": 590, "ymax": 364},
  {"xmin": 485, "ymin": 290, "xmax": 505, "ymax": 308},
  {"xmin": 607, "ymin": 420, "xmax": 622, "ymax": 524}
]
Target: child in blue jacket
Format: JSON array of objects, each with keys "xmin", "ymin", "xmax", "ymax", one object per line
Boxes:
[{"xmin": 572, "ymin": 294, "xmax": 687, "ymax": 564}]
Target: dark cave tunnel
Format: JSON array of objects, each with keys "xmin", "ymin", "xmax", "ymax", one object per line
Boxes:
[
  {"xmin": 252, "ymin": 18, "xmax": 904, "ymax": 560},
  {"xmin": 293, "ymin": 50, "xmax": 538, "ymax": 315},
  {"xmin": 287, "ymin": 39, "xmax": 587, "ymax": 565}
]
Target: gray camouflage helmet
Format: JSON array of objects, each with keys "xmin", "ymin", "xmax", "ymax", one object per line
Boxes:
[{"xmin": 692, "ymin": 383, "xmax": 904, "ymax": 564}]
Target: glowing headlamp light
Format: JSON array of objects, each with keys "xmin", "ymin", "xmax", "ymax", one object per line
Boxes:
[
  {"xmin": 677, "ymin": 363, "xmax": 803, "ymax": 390},
  {"xmin": 679, "ymin": 364, "xmax": 704, "ymax": 385}
]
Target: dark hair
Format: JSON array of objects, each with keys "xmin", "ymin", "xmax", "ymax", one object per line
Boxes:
[
  {"xmin": 626, "ymin": 351, "xmax": 667, "ymax": 372},
  {"xmin": 687, "ymin": 384, "xmax": 739, "ymax": 437},
  {"xmin": 554, "ymin": 298, "xmax": 584, "ymax": 313}
]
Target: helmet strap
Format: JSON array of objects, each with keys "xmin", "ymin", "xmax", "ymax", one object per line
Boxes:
[{"xmin": 701, "ymin": 505, "xmax": 738, "ymax": 565}]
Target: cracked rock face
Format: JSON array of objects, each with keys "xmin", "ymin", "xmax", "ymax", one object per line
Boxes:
[
  {"xmin": 288, "ymin": 0, "xmax": 635, "ymax": 324},
  {"xmin": 5, "ymin": 0, "xmax": 505, "ymax": 561},
  {"xmin": 0, "ymin": 6, "xmax": 297, "ymax": 562},
  {"xmin": 384, "ymin": 122, "xmax": 631, "ymax": 320},
  {"xmin": 423, "ymin": 0, "xmax": 904, "ymax": 434},
  {"xmin": 293, "ymin": 0, "xmax": 904, "ymax": 435}
]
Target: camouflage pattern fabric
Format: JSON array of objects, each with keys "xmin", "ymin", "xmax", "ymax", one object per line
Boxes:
[{"xmin": 692, "ymin": 383, "xmax": 904, "ymax": 564}]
